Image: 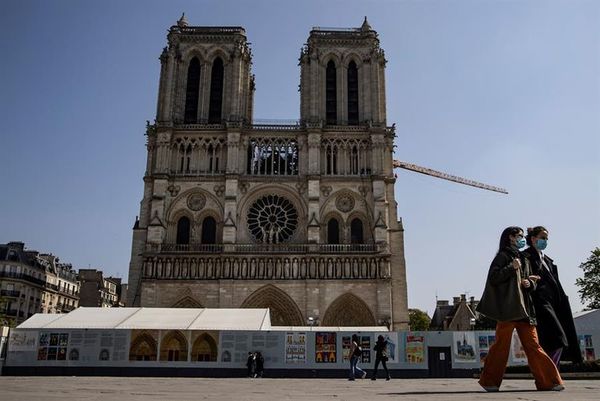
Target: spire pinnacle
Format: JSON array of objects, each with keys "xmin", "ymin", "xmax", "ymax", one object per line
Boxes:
[
  {"xmin": 361, "ymin": 16, "xmax": 372, "ymax": 31},
  {"xmin": 177, "ymin": 13, "xmax": 188, "ymax": 28}
]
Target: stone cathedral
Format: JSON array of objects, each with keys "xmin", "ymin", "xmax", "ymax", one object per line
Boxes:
[{"xmin": 127, "ymin": 16, "xmax": 409, "ymax": 330}]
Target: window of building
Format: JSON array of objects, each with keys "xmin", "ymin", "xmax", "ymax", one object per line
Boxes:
[
  {"xmin": 208, "ymin": 57, "xmax": 224, "ymax": 123},
  {"xmin": 327, "ymin": 219, "xmax": 340, "ymax": 244},
  {"xmin": 326, "ymin": 60, "xmax": 337, "ymax": 124},
  {"xmin": 350, "ymin": 218, "xmax": 364, "ymax": 244},
  {"xmin": 176, "ymin": 216, "xmax": 191, "ymax": 245},
  {"xmin": 184, "ymin": 57, "xmax": 201, "ymax": 123},
  {"xmin": 201, "ymin": 216, "xmax": 217, "ymax": 244},
  {"xmin": 347, "ymin": 60, "xmax": 359, "ymax": 125}
]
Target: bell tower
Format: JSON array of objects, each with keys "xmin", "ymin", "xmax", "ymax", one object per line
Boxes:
[{"xmin": 300, "ymin": 17, "xmax": 387, "ymax": 126}]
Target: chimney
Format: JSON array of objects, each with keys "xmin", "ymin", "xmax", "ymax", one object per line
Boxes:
[
  {"xmin": 7, "ymin": 241, "xmax": 25, "ymax": 251},
  {"xmin": 436, "ymin": 300, "xmax": 449, "ymax": 307},
  {"xmin": 453, "ymin": 297, "xmax": 461, "ymax": 305}
]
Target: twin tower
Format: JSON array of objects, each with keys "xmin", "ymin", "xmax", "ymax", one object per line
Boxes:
[{"xmin": 128, "ymin": 16, "xmax": 409, "ymax": 330}]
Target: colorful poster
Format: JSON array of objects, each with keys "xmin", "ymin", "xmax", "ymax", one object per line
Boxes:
[
  {"xmin": 37, "ymin": 332, "xmax": 69, "ymax": 361},
  {"xmin": 285, "ymin": 332, "xmax": 306, "ymax": 363},
  {"xmin": 578, "ymin": 334, "xmax": 596, "ymax": 361},
  {"xmin": 360, "ymin": 336, "xmax": 371, "ymax": 363},
  {"xmin": 405, "ymin": 334, "xmax": 424, "ymax": 363},
  {"xmin": 477, "ymin": 334, "xmax": 495, "ymax": 363},
  {"xmin": 8, "ymin": 330, "xmax": 37, "ymax": 351},
  {"xmin": 342, "ymin": 336, "xmax": 352, "ymax": 362},
  {"xmin": 315, "ymin": 332, "xmax": 336, "ymax": 363},
  {"xmin": 510, "ymin": 330, "xmax": 527, "ymax": 363},
  {"xmin": 453, "ymin": 332, "xmax": 477, "ymax": 363}
]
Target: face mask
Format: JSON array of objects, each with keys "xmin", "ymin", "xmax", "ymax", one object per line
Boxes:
[
  {"xmin": 536, "ymin": 239, "xmax": 548, "ymax": 250},
  {"xmin": 516, "ymin": 238, "xmax": 526, "ymax": 249}
]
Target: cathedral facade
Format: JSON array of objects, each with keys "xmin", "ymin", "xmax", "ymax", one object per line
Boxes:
[{"xmin": 127, "ymin": 16, "xmax": 409, "ymax": 330}]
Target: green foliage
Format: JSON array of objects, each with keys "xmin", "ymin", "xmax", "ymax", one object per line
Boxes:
[
  {"xmin": 0, "ymin": 295, "xmax": 16, "ymax": 328},
  {"xmin": 409, "ymin": 308, "xmax": 431, "ymax": 331},
  {"xmin": 576, "ymin": 248, "xmax": 600, "ymax": 310}
]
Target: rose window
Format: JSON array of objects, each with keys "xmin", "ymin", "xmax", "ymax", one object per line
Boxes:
[{"xmin": 247, "ymin": 194, "xmax": 298, "ymax": 243}]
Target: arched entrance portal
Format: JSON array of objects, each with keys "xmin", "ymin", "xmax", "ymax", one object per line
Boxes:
[
  {"xmin": 321, "ymin": 293, "xmax": 376, "ymax": 326},
  {"xmin": 240, "ymin": 284, "xmax": 304, "ymax": 326}
]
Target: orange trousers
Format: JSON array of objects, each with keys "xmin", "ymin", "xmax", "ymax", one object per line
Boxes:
[{"xmin": 479, "ymin": 321, "xmax": 563, "ymax": 390}]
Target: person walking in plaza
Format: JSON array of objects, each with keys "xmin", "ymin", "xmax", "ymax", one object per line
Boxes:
[
  {"xmin": 255, "ymin": 351, "xmax": 265, "ymax": 378},
  {"xmin": 348, "ymin": 334, "xmax": 367, "ymax": 380},
  {"xmin": 523, "ymin": 226, "xmax": 582, "ymax": 367},
  {"xmin": 246, "ymin": 351, "xmax": 256, "ymax": 378},
  {"xmin": 476, "ymin": 226, "xmax": 564, "ymax": 392},
  {"xmin": 371, "ymin": 335, "xmax": 391, "ymax": 381}
]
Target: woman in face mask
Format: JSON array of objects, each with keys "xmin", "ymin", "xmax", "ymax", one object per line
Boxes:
[
  {"xmin": 476, "ymin": 226, "xmax": 563, "ymax": 392},
  {"xmin": 523, "ymin": 226, "xmax": 583, "ymax": 367}
]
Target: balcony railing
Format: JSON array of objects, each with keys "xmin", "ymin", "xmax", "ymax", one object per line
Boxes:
[
  {"xmin": 0, "ymin": 289, "xmax": 20, "ymax": 298},
  {"xmin": 148, "ymin": 243, "xmax": 383, "ymax": 254},
  {"xmin": 0, "ymin": 271, "xmax": 46, "ymax": 287}
]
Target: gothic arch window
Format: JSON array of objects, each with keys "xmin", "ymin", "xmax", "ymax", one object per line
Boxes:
[
  {"xmin": 326, "ymin": 60, "xmax": 337, "ymax": 124},
  {"xmin": 326, "ymin": 144, "xmax": 338, "ymax": 175},
  {"xmin": 322, "ymin": 293, "xmax": 376, "ymax": 326},
  {"xmin": 208, "ymin": 57, "xmax": 224, "ymax": 123},
  {"xmin": 327, "ymin": 218, "xmax": 340, "ymax": 244},
  {"xmin": 160, "ymin": 330, "xmax": 188, "ymax": 361},
  {"xmin": 192, "ymin": 333, "xmax": 218, "ymax": 361},
  {"xmin": 201, "ymin": 216, "xmax": 217, "ymax": 244},
  {"xmin": 240, "ymin": 284, "xmax": 304, "ymax": 326},
  {"xmin": 176, "ymin": 216, "xmax": 191, "ymax": 245},
  {"xmin": 350, "ymin": 218, "xmax": 364, "ymax": 244},
  {"xmin": 129, "ymin": 331, "xmax": 157, "ymax": 361},
  {"xmin": 347, "ymin": 60, "xmax": 359, "ymax": 125},
  {"xmin": 184, "ymin": 57, "xmax": 201, "ymax": 123},
  {"xmin": 350, "ymin": 145, "xmax": 359, "ymax": 175},
  {"xmin": 247, "ymin": 137, "xmax": 298, "ymax": 176}
]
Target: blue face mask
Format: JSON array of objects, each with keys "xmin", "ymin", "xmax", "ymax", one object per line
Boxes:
[
  {"xmin": 536, "ymin": 239, "xmax": 548, "ymax": 250},
  {"xmin": 516, "ymin": 237, "xmax": 526, "ymax": 249}
]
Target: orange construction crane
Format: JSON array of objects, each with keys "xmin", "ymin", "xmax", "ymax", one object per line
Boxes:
[{"xmin": 393, "ymin": 160, "xmax": 508, "ymax": 194}]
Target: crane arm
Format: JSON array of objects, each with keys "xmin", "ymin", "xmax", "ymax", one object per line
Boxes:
[{"xmin": 393, "ymin": 160, "xmax": 508, "ymax": 194}]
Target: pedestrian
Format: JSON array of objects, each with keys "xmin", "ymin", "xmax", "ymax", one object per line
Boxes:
[
  {"xmin": 476, "ymin": 226, "xmax": 564, "ymax": 392},
  {"xmin": 246, "ymin": 351, "xmax": 255, "ymax": 378},
  {"xmin": 255, "ymin": 351, "xmax": 264, "ymax": 378},
  {"xmin": 348, "ymin": 334, "xmax": 367, "ymax": 381},
  {"xmin": 371, "ymin": 335, "xmax": 391, "ymax": 381},
  {"xmin": 523, "ymin": 226, "xmax": 583, "ymax": 367}
]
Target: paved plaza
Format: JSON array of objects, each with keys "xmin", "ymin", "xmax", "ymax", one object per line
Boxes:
[{"xmin": 0, "ymin": 377, "xmax": 599, "ymax": 401}]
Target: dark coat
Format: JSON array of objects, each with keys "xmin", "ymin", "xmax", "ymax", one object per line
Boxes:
[
  {"xmin": 476, "ymin": 246, "xmax": 537, "ymax": 324},
  {"xmin": 523, "ymin": 247, "xmax": 583, "ymax": 363},
  {"xmin": 374, "ymin": 340, "xmax": 388, "ymax": 359}
]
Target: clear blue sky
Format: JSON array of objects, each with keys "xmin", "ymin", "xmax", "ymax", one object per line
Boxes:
[{"xmin": 1, "ymin": 0, "xmax": 599, "ymax": 316}]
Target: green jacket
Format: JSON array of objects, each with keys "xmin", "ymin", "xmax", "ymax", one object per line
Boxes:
[{"xmin": 476, "ymin": 246, "xmax": 537, "ymax": 324}]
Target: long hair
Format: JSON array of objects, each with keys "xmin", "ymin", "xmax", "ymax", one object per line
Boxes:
[
  {"xmin": 498, "ymin": 226, "xmax": 522, "ymax": 252},
  {"xmin": 352, "ymin": 334, "xmax": 359, "ymax": 343},
  {"xmin": 526, "ymin": 226, "xmax": 548, "ymax": 246}
]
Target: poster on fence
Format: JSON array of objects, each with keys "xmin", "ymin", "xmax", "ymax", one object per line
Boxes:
[
  {"xmin": 453, "ymin": 331, "xmax": 477, "ymax": 363},
  {"xmin": 315, "ymin": 332, "xmax": 336, "ymax": 363},
  {"xmin": 285, "ymin": 332, "xmax": 306, "ymax": 363},
  {"xmin": 405, "ymin": 334, "xmax": 424, "ymax": 363},
  {"xmin": 510, "ymin": 330, "xmax": 527, "ymax": 364},
  {"xmin": 578, "ymin": 334, "xmax": 596, "ymax": 361},
  {"xmin": 478, "ymin": 333, "xmax": 496, "ymax": 363}
]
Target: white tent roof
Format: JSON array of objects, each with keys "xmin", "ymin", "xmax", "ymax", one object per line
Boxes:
[
  {"xmin": 17, "ymin": 307, "xmax": 272, "ymax": 331},
  {"xmin": 268, "ymin": 326, "xmax": 389, "ymax": 332}
]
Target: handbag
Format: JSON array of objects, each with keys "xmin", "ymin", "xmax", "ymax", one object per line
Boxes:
[{"xmin": 381, "ymin": 350, "xmax": 389, "ymax": 362}]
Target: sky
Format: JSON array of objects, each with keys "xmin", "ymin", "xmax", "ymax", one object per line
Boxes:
[{"xmin": 1, "ymin": 0, "xmax": 599, "ymax": 317}]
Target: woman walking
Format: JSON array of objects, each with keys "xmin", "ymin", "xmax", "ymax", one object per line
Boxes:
[
  {"xmin": 476, "ymin": 226, "xmax": 564, "ymax": 392},
  {"xmin": 371, "ymin": 335, "xmax": 391, "ymax": 381},
  {"xmin": 523, "ymin": 226, "xmax": 582, "ymax": 367},
  {"xmin": 348, "ymin": 334, "xmax": 367, "ymax": 380}
]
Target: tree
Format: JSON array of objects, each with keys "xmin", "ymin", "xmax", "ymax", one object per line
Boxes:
[
  {"xmin": 576, "ymin": 248, "xmax": 600, "ymax": 310},
  {"xmin": 409, "ymin": 308, "xmax": 431, "ymax": 331}
]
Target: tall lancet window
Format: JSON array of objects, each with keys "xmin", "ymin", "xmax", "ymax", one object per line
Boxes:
[
  {"xmin": 350, "ymin": 218, "xmax": 364, "ymax": 244},
  {"xmin": 184, "ymin": 58, "xmax": 201, "ymax": 123},
  {"xmin": 208, "ymin": 57, "xmax": 224, "ymax": 123},
  {"xmin": 327, "ymin": 219, "xmax": 340, "ymax": 244},
  {"xmin": 347, "ymin": 61, "xmax": 359, "ymax": 125},
  {"xmin": 326, "ymin": 60, "xmax": 337, "ymax": 125},
  {"xmin": 176, "ymin": 216, "xmax": 191, "ymax": 245}
]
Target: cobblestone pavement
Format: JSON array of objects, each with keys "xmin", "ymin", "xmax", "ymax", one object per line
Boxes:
[{"xmin": 0, "ymin": 377, "xmax": 599, "ymax": 401}]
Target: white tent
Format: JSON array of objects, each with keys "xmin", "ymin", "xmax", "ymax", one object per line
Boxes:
[{"xmin": 17, "ymin": 307, "xmax": 272, "ymax": 331}]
